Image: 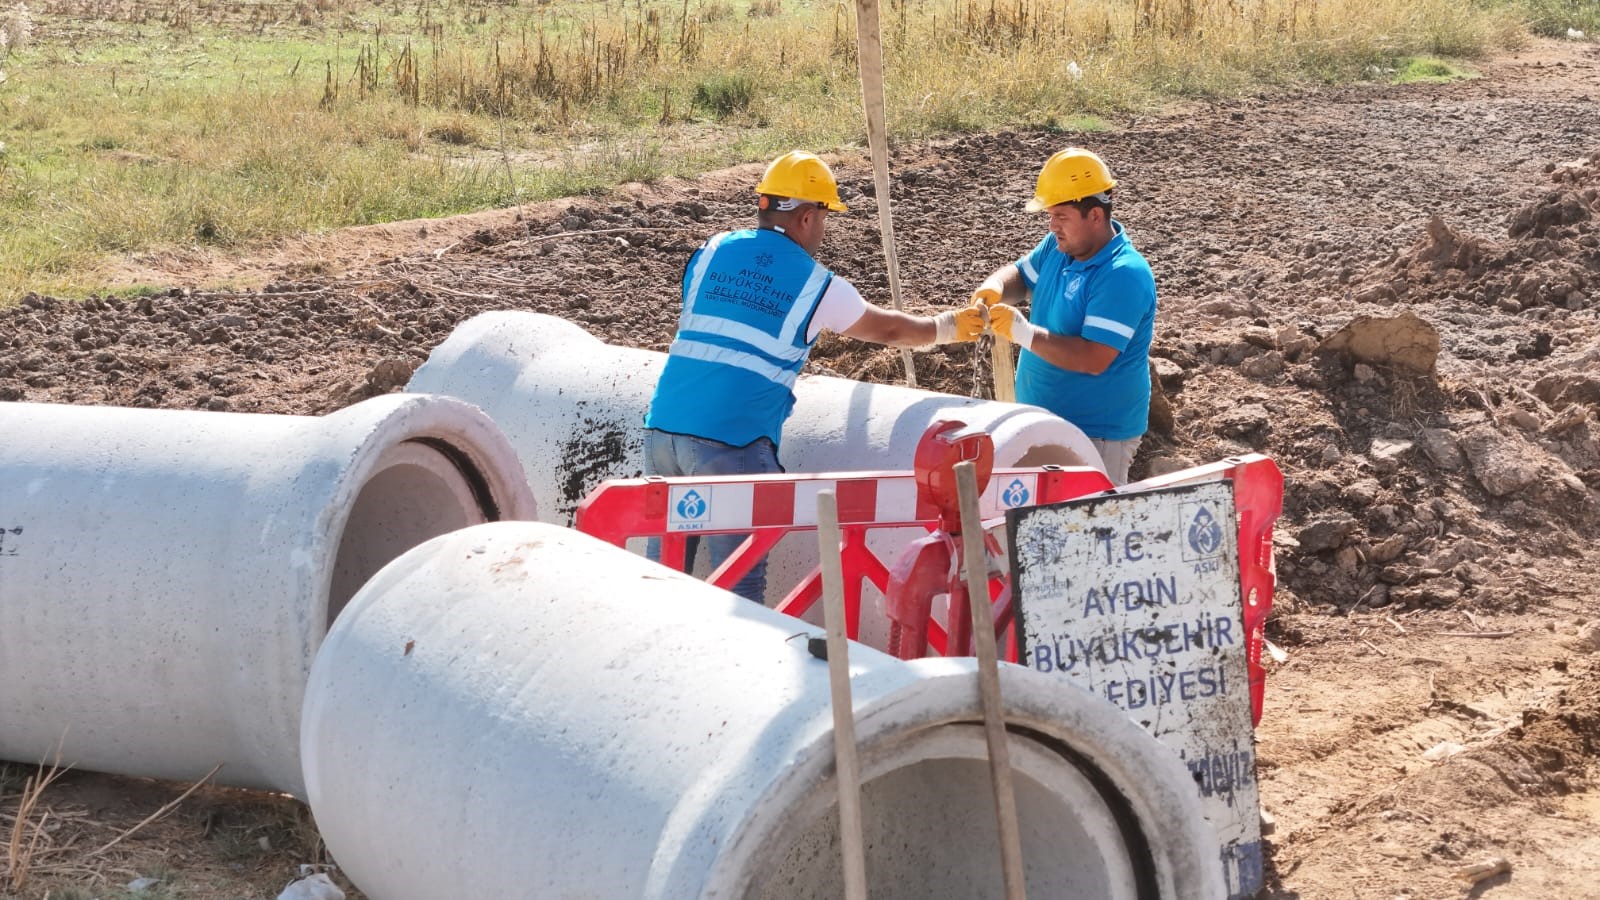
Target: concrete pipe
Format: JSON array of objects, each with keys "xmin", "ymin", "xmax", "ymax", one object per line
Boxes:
[
  {"xmin": 406, "ymin": 311, "xmax": 1103, "ymax": 526},
  {"xmin": 301, "ymin": 522, "xmax": 1223, "ymax": 900},
  {"xmin": 406, "ymin": 312, "xmax": 1102, "ymax": 626},
  {"xmin": 0, "ymin": 395, "xmax": 536, "ymax": 795}
]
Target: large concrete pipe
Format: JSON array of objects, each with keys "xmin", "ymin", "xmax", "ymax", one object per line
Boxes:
[
  {"xmin": 406, "ymin": 311, "xmax": 1103, "ymax": 526},
  {"xmin": 406, "ymin": 312, "xmax": 1103, "ymax": 622},
  {"xmin": 301, "ymin": 522, "xmax": 1223, "ymax": 900},
  {"xmin": 0, "ymin": 395, "xmax": 536, "ymax": 796}
]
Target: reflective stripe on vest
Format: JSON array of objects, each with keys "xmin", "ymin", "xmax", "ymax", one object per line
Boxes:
[{"xmin": 664, "ymin": 337, "xmax": 800, "ymax": 389}]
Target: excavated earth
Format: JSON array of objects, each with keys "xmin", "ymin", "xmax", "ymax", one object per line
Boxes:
[{"xmin": 3, "ymin": 37, "xmax": 1600, "ymax": 900}]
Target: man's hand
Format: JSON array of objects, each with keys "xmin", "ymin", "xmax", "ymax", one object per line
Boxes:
[
  {"xmin": 989, "ymin": 304, "xmax": 1040, "ymax": 351},
  {"xmin": 934, "ymin": 305, "xmax": 988, "ymax": 343},
  {"xmin": 972, "ymin": 267, "xmax": 1011, "ymax": 305}
]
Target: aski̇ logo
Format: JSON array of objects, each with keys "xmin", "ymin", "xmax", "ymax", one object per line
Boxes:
[
  {"xmin": 1002, "ymin": 478, "xmax": 1031, "ymax": 508},
  {"xmin": 1187, "ymin": 506, "xmax": 1222, "ymax": 557},
  {"xmin": 676, "ymin": 489, "xmax": 707, "ymax": 520}
]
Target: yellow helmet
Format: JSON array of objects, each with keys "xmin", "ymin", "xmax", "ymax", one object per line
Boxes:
[
  {"xmin": 755, "ymin": 151, "xmax": 849, "ymax": 212},
  {"xmin": 1025, "ymin": 148, "xmax": 1117, "ymax": 212}
]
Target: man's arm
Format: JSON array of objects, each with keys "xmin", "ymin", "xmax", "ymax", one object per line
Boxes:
[
  {"xmin": 1024, "ymin": 331, "xmax": 1120, "ymax": 374},
  {"xmin": 842, "ymin": 303, "xmax": 982, "ymax": 347}
]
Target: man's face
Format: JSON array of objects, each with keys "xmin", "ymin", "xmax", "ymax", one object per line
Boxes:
[
  {"xmin": 798, "ymin": 207, "xmax": 828, "ymax": 253},
  {"xmin": 1047, "ymin": 202, "xmax": 1100, "ymax": 260}
]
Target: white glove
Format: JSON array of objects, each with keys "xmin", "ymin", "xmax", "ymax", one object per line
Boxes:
[
  {"xmin": 932, "ymin": 306, "xmax": 987, "ymax": 344},
  {"xmin": 989, "ymin": 303, "xmax": 1041, "ymax": 351}
]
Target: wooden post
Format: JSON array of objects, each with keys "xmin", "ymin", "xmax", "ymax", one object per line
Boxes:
[
  {"xmin": 816, "ymin": 491, "xmax": 869, "ymax": 900},
  {"xmin": 954, "ymin": 461, "xmax": 1028, "ymax": 900},
  {"xmin": 991, "ymin": 335, "xmax": 1016, "ymax": 402},
  {"xmin": 853, "ymin": 0, "xmax": 917, "ymax": 389}
]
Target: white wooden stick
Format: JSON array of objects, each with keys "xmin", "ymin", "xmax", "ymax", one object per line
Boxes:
[
  {"xmin": 853, "ymin": 0, "xmax": 917, "ymax": 389},
  {"xmin": 954, "ymin": 461, "xmax": 1028, "ymax": 900},
  {"xmin": 992, "ymin": 335, "xmax": 1017, "ymax": 402},
  {"xmin": 816, "ymin": 490, "xmax": 869, "ymax": 900}
]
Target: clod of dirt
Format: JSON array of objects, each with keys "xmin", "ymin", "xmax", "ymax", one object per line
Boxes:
[
  {"xmin": 1508, "ymin": 190, "xmax": 1595, "ymax": 239},
  {"xmin": 1563, "ymin": 622, "xmax": 1600, "ymax": 653},
  {"xmin": 1214, "ymin": 403, "xmax": 1271, "ymax": 440},
  {"xmin": 1459, "ymin": 425, "xmax": 1546, "ymax": 497},
  {"xmin": 1549, "ymin": 150, "xmax": 1600, "ymax": 186},
  {"xmin": 365, "ymin": 357, "xmax": 416, "ymax": 393},
  {"xmin": 1533, "ymin": 373, "xmax": 1600, "ymax": 410},
  {"xmin": 1296, "ymin": 513, "xmax": 1359, "ymax": 553},
  {"xmin": 1414, "ymin": 215, "xmax": 1493, "ymax": 271},
  {"xmin": 1317, "ymin": 311, "xmax": 1441, "ymax": 375},
  {"xmin": 1417, "ymin": 428, "xmax": 1466, "ymax": 470}
]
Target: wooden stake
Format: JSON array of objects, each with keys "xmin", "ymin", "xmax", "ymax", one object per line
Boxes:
[
  {"xmin": 953, "ymin": 461, "xmax": 1027, "ymax": 900},
  {"xmin": 853, "ymin": 0, "xmax": 917, "ymax": 389},
  {"xmin": 991, "ymin": 335, "xmax": 1016, "ymax": 402},
  {"xmin": 816, "ymin": 491, "xmax": 869, "ymax": 900}
]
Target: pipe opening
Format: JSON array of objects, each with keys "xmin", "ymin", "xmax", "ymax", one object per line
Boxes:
[
  {"xmin": 1011, "ymin": 443, "xmax": 1095, "ymax": 468},
  {"xmin": 327, "ymin": 440, "xmax": 497, "ymax": 627},
  {"xmin": 753, "ymin": 725, "xmax": 1145, "ymax": 900}
]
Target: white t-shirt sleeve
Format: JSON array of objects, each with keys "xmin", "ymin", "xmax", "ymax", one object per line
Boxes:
[{"xmin": 806, "ymin": 276, "xmax": 869, "ymax": 342}]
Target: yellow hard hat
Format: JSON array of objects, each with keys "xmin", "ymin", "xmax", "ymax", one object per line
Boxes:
[
  {"xmin": 755, "ymin": 151, "xmax": 849, "ymax": 212},
  {"xmin": 1025, "ymin": 148, "xmax": 1117, "ymax": 212}
]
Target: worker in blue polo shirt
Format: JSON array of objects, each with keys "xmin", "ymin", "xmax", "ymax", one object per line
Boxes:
[
  {"xmin": 971, "ymin": 148, "xmax": 1157, "ymax": 485},
  {"xmin": 645, "ymin": 150, "xmax": 987, "ymax": 601}
]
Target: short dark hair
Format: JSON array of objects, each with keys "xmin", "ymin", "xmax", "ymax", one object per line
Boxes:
[
  {"xmin": 756, "ymin": 196, "xmax": 825, "ymax": 227},
  {"xmin": 1063, "ymin": 192, "xmax": 1113, "ymax": 218}
]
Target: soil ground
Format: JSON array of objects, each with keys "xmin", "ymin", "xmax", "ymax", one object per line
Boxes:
[{"xmin": 3, "ymin": 37, "xmax": 1600, "ymax": 900}]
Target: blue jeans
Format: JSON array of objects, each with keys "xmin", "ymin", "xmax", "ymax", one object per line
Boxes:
[{"xmin": 643, "ymin": 429, "xmax": 783, "ymax": 603}]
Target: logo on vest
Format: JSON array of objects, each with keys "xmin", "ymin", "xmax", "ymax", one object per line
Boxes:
[
  {"xmin": 1002, "ymin": 478, "xmax": 1031, "ymax": 508},
  {"xmin": 754, "ymin": 252, "xmax": 774, "ymax": 268}
]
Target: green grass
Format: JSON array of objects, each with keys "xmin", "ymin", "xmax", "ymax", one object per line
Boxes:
[
  {"xmin": 1517, "ymin": 0, "xmax": 1600, "ymax": 36},
  {"xmin": 1393, "ymin": 55, "xmax": 1477, "ymax": 83},
  {"xmin": 0, "ymin": 0, "xmax": 1548, "ymax": 303}
]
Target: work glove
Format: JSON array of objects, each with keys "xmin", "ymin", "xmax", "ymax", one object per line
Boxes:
[
  {"xmin": 933, "ymin": 305, "xmax": 988, "ymax": 343},
  {"xmin": 970, "ymin": 276, "xmax": 1005, "ymax": 308},
  {"xmin": 989, "ymin": 303, "xmax": 1041, "ymax": 351}
]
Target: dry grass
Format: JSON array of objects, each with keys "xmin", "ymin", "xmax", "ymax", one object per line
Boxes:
[
  {"xmin": 0, "ymin": 763, "xmax": 355, "ymax": 900},
  {"xmin": 3, "ymin": 750, "xmax": 72, "ymax": 893},
  {"xmin": 0, "ymin": 0, "xmax": 1541, "ymax": 302}
]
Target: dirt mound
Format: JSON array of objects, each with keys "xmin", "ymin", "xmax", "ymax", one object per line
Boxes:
[
  {"xmin": 1509, "ymin": 659, "xmax": 1600, "ymax": 783},
  {"xmin": 1353, "ymin": 154, "xmax": 1600, "ymax": 317}
]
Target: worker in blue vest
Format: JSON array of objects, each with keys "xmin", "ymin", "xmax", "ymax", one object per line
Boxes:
[
  {"xmin": 644, "ymin": 150, "xmax": 987, "ymax": 602},
  {"xmin": 972, "ymin": 148, "xmax": 1157, "ymax": 485}
]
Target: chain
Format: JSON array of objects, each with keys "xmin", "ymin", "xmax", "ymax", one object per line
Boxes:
[{"xmin": 972, "ymin": 331, "xmax": 995, "ymax": 400}]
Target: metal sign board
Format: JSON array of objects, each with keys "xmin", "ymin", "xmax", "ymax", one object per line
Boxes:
[{"xmin": 1008, "ymin": 479, "xmax": 1262, "ymax": 898}]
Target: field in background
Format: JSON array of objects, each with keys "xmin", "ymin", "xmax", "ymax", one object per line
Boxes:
[{"xmin": 0, "ymin": 0, "xmax": 1587, "ymax": 302}]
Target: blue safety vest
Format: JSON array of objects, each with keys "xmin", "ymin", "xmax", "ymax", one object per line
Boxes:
[{"xmin": 645, "ymin": 229, "xmax": 833, "ymax": 448}]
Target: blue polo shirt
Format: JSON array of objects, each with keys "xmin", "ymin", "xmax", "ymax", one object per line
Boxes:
[{"xmin": 1014, "ymin": 221, "xmax": 1157, "ymax": 440}]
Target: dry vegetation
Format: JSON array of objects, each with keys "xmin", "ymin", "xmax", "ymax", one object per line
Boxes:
[{"xmin": 0, "ymin": 0, "xmax": 1581, "ymax": 302}]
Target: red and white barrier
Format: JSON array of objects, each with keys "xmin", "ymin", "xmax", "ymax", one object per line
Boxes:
[
  {"xmin": 577, "ymin": 465, "xmax": 1113, "ymax": 646},
  {"xmin": 577, "ymin": 454, "xmax": 1284, "ymax": 727}
]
